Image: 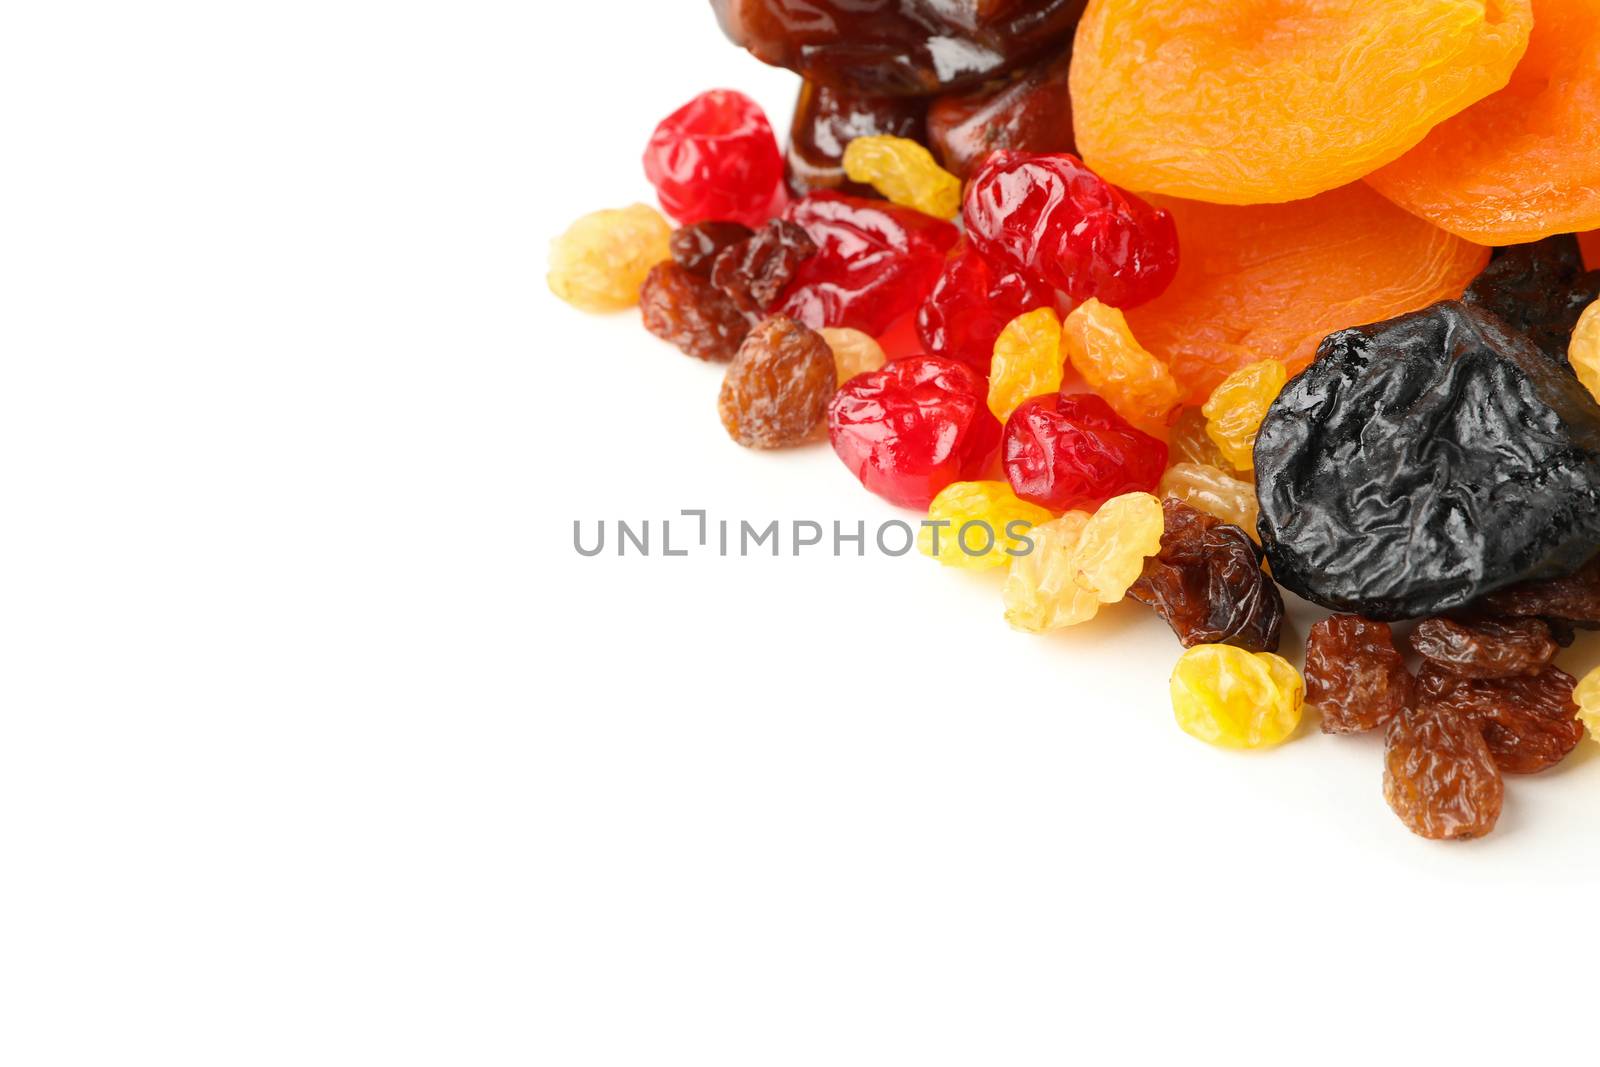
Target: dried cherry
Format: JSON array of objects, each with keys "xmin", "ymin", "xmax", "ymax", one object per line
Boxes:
[
  {"xmin": 1304, "ymin": 615, "xmax": 1413, "ymax": 734},
  {"xmin": 639, "ymin": 261, "xmax": 750, "ymax": 361},
  {"xmin": 718, "ymin": 316, "xmax": 837, "ymax": 448},
  {"xmin": 1002, "ymin": 393, "xmax": 1167, "ymax": 513},
  {"xmin": 927, "ymin": 50, "xmax": 1075, "ymax": 180},
  {"xmin": 784, "ymin": 80, "xmax": 927, "ymax": 197},
  {"xmin": 711, "ymin": 219, "xmax": 817, "ymax": 316},
  {"xmin": 643, "ymin": 90, "xmax": 784, "ymax": 228},
  {"xmin": 1408, "ymin": 617, "xmax": 1559, "ymax": 680},
  {"xmin": 1419, "ymin": 664, "xmax": 1584, "ymax": 775},
  {"xmin": 915, "ymin": 243, "xmax": 1054, "ymax": 373},
  {"xmin": 1384, "ymin": 702, "xmax": 1503, "ymax": 841}
]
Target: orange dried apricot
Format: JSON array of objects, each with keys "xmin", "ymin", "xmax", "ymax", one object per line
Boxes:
[
  {"xmin": 1125, "ymin": 184, "xmax": 1489, "ymax": 403},
  {"xmin": 1367, "ymin": 0, "xmax": 1600, "ymax": 244},
  {"xmin": 1070, "ymin": 0, "xmax": 1532, "ymax": 205}
]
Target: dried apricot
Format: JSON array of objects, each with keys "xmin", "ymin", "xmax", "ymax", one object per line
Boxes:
[
  {"xmin": 1201, "ymin": 361, "xmax": 1285, "ymax": 473},
  {"xmin": 1060, "ymin": 299, "xmax": 1180, "ymax": 433},
  {"xmin": 1003, "ymin": 511, "xmax": 1101, "ymax": 633},
  {"xmin": 919, "ymin": 481, "xmax": 1053, "ymax": 571},
  {"xmin": 1070, "ymin": 0, "xmax": 1532, "ymax": 204},
  {"xmin": 1367, "ymin": 0, "xmax": 1600, "ymax": 244},
  {"xmin": 547, "ymin": 204, "xmax": 672, "ymax": 312},
  {"xmin": 988, "ymin": 308, "xmax": 1064, "ymax": 423},
  {"xmin": 1169, "ymin": 645, "xmax": 1303, "ymax": 750},
  {"xmin": 1125, "ymin": 185, "xmax": 1489, "ymax": 403}
]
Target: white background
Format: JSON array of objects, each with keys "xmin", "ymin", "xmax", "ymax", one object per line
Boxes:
[{"xmin": 3, "ymin": 2, "xmax": 1597, "ymax": 1064}]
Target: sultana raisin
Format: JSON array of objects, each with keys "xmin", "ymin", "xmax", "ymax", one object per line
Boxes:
[
  {"xmin": 818, "ymin": 327, "xmax": 886, "ymax": 385},
  {"xmin": 547, "ymin": 204, "xmax": 672, "ymax": 313},
  {"xmin": 919, "ymin": 481, "xmax": 1053, "ymax": 571},
  {"xmin": 1304, "ymin": 615, "xmax": 1414, "ymax": 735},
  {"xmin": 640, "ymin": 262, "xmax": 751, "ymax": 361},
  {"xmin": 1575, "ymin": 666, "xmax": 1600, "ymax": 743},
  {"xmin": 1060, "ymin": 298, "xmax": 1181, "ymax": 433},
  {"xmin": 1384, "ymin": 701, "xmax": 1503, "ymax": 841},
  {"xmin": 1408, "ymin": 617, "xmax": 1559, "ymax": 680},
  {"xmin": 1003, "ymin": 393, "xmax": 1167, "ymax": 513},
  {"xmin": 1570, "ymin": 297, "xmax": 1600, "ymax": 402},
  {"xmin": 1201, "ymin": 360, "xmax": 1285, "ymax": 473},
  {"xmin": 718, "ymin": 316, "xmax": 837, "ymax": 448},
  {"xmin": 988, "ymin": 308, "xmax": 1064, "ymax": 423},
  {"xmin": 1157, "ymin": 463, "xmax": 1258, "ymax": 541},
  {"xmin": 1071, "ymin": 492, "xmax": 1164, "ymax": 604},
  {"xmin": 643, "ymin": 90, "xmax": 784, "ymax": 228},
  {"xmin": 841, "ymin": 135, "xmax": 961, "ymax": 220},
  {"xmin": 670, "ymin": 221, "xmax": 754, "ymax": 276},
  {"xmin": 1419, "ymin": 664, "xmax": 1584, "ymax": 775},
  {"xmin": 711, "ymin": 219, "xmax": 817, "ymax": 315},
  {"xmin": 1167, "ymin": 406, "xmax": 1229, "ymax": 468},
  {"xmin": 1002, "ymin": 511, "xmax": 1100, "ymax": 633},
  {"xmin": 1169, "ymin": 645, "xmax": 1304, "ymax": 750}
]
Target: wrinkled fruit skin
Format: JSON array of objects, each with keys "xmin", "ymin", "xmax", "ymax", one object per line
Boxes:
[
  {"xmin": 1130, "ymin": 498, "xmax": 1283, "ymax": 653},
  {"xmin": 1574, "ymin": 666, "xmax": 1600, "ymax": 742},
  {"xmin": 828, "ymin": 356, "xmax": 1001, "ymax": 509},
  {"xmin": 1304, "ymin": 615, "xmax": 1413, "ymax": 735},
  {"xmin": 643, "ymin": 90, "xmax": 784, "ymax": 228},
  {"xmin": 640, "ymin": 262, "xmax": 751, "ymax": 361},
  {"xmin": 1256, "ymin": 301, "xmax": 1600, "ymax": 620},
  {"xmin": 718, "ymin": 316, "xmax": 837, "ymax": 448},
  {"xmin": 818, "ymin": 327, "xmax": 886, "ymax": 384},
  {"xmin": 1169, "ymin": 645, "xmax": 1304, "ymax": 750},
  {"xmin": 1157, "ymin": 463, "xmax": 1258, "ymax": 540},
  {"xmin": 987, "ymin": 307, "xmax": 1064, "ymax": 423},
  {"xmin": 1384, "ymin": 702, "xmax": 1503, "ymax": 841},
  {"xmin": 785, "ymin": 80, "xmax": 927, "ymax": 197},
  {"xmin": 1420, "ymin": 664, "xmax": 1583, "ymax": 775},
  {"xmin": 1572, "ymin": 298, "xmax": 1600, "ymax": 401},
  {"xmin": 1167, "ymin": 406, "xmax": 1228, "ymax": 468},
  {"xmin": 1003, "ymin": 511, "xmax": 1099, "ymax": 632},
  {"xmin": 1408, "ymin": 617, "xmax": 1559, "ymax": 680},
  {"xmin": 710, "ymin": 0, "xmax": 1089, "ymax": 97},
  {"xmin": 1061, "ymin": 298, "xmax": 1180, "ymax": 432},
  {"xmin": 711, "ymin": 219, "xmax": 817, "ymax": 315},
  {"xmin": 963, "ymin": 151, "xmax": 1178, "ymax": 309},
  {"xmin": 916, "ymin": 243, "xmax": 1054, "ymax": 373},
  {"xmin": 670, "ymin": 221, "xmax": 754, "ymax": 275},
  {"xmin": 1477, "ymin": 554, "xmax": 1600, "ymax": 628},
  {"xmin": 1003, "ymin": 393, "xmax": 1166, "ymax": 513},
  {"xmin": 919, "ymin": 481, "xmax": 1053, "ymax": 571},
  {"xmin": 927, "ymin": 49, "xmax": 1076, "ymax": 180},
  {"xmin": 547, "ymin": 204, "xmax": 672, "ymax": 313},
  {"xmin": 841, "ymin": 136, "xmax": 961, "ymax": 220},
  {"xmin": 777, "ymin": 192, "xmax": 959, "ymax": 336},
  {"xmin": 1071, "ymin": 492, "xmax": 1164, "ymax": 604},
  {"xmin": 1202, "ymin": 360, "xmax": 1285, "ymax": 473},
  {"xmin": 1462, "ymin": 235, "xmax": 1600, "ymax": 364}
]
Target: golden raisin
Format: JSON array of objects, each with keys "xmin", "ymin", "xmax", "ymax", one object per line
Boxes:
[
  {"xmin": 987, "ymin": 307, "xmax": 1063, "ymax": 422},
  {"xmin": 1072, "ymin": 492, "xmax": 1164, "ymax": 604},
  {"xmin": 1201, "ymin": 360, "xmax": 1286, "ymax": 473},
  {"xmin": 1169, "ymin": 645, "xmax": 1304, "ymax": 750},
  {"xmin": 841, "ymin": 135, "xmax": 962, "ymax": 220},
  {"xmin": 919, "ymin": 481, "xmax": 1054, "ymax": 571},
  {"xmin": 1167, "ymin": 406, "xmax": 1228, "ymax": 468},
  {"xmin": 1060, "ymin": 299, "xmax": 1181, "ymax": 433},
  {"xmin": 1575, "ymin": 666, "xmax": 1600, "ymax": 743},
  {"xmin": 1158, "ymin": 463, "xmax": 1258, "ymax": 539},
  {"xmin": 548, "ymin": 204, "xmax": 672, "ymax": 312},
  {"xmin": 818, "ymin": 327, "xmax": 887, "ymax": 384},
  {"xmin": 1570, "ymin": 298, "xmax": 1600, "ymax": 402},
  {"xmin": 1002, "ymin": 511, "xmax": 1100, "ymax": 632}
]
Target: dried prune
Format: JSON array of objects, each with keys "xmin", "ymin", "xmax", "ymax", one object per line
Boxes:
[
  {"xmin": 1304, "ymin": 615, "xmax": 1413, "ymax": 735},
  {"xmin": 1129, "ymin": 498, "xmax": 1283, "ymax": 653},
  {"xmin": 670, "ymin": 221, "xmax": 754, "ymax": 275},
  {"xmin": 1002, "ymin": 393, "xmax": 1167, "ymax": 513},
  {"xmin": 1384, "ymin": 702, "xmax": 1503, "ymax": 841},
  {"xmin": 1419, "ymin": 664, "xmax": 1584, "ymax": 775},
  {"xmin": 1408, "ymin": 617, "xmax": 1559, "ymax": 680},
  {"xmin": 710, "ymin": 0, "xmax": 1088, "ymax": 97},
  {"xmin": 827, "ymin": 356, "xmax": 1001, "ymax": 509},
  {"xmin": 927, "ymin": 50, "xmax": 1075, "ymax": 180},
  {"xmin": 842, "ymin": 136, "xmax": 961, "ymax": 220},
  {"xmin": 1462, "ymin": 236, "xmax": 1600, "ymax": 363},
  {"xmin": 1256, "ymin": 301, "xmax": 1600, "ymax": 620},
  {"xmin": 776, "ymin": 192, "xmax": 959, "ymax": 335},
  {"xmin": 963, "ymin": 151, "xmax": 1178, "ymax": 309},
  {"xmin": 643, "ymin": 90, "xmax": 784, "ymax": 228},
  {"xmin": 916, "ymin": 243, "xmax": 1054, "ymax": 373},
  {"xmin": 711, "ymin": 219, "xmax": 817, "ymax": 315},
  {"xmin": 1169, "ymin": 646, "xmax": 1303, "ymax": 750},
  {"xmin": 640, "ymin": 262, "xmax": 751, "ymax": 362},
  {"xmin": 718, "ymin": 316, "xmax": 837, "ymax": 448},
  {"xmin": 784, "ymin": 81, "xmax": 927, "ymax": 197}
]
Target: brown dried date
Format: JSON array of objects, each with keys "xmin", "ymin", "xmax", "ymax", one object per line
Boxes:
[
  {"xmin": 640, "ymin": 261, "xmax": 750, "ymax": 361},
  {"xmin": 1304, "ymin": 615, "xmax": 1413, "ymax": 734},
  {"xmin": 926, "ymin": 50, "xmax": 1076, "ymax": 180},
  {"xmin": 785, "ymin": 80, "xmax": 927, "ymax": 197},
  {"xmin": 712, "ymin": 219, "xmax": 817, "ymax": 315},
  {"xmin": 718, "ymin": 315, "xmax": 837, "ymax": 448},
  {"xmin": 1408, "ymin": 616, "xmax": 1559, "ymax": 680},
  {"xmin": 1384, "ymin": 701, "xmax": 1503, "ymax": 841},
  {"xmin": 1419, "ymin": 664, "xmax": 1584, "ymax": 775},
  {"xmin": 670, "ymin": 221, "xmax": 754, "ymax": 276}
]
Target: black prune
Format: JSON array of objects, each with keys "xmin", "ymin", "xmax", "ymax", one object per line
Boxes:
[
  {"xmin": 784, "ymin": 80, "xmax": 927, "ymax": 198},
  {"xmin": 1462, "ymin": 235, "xmax": 1600, "ymax": 363},
  {"xmin": 1255, "ymin": 300, "xmax": 1600, "ymax": 620}
]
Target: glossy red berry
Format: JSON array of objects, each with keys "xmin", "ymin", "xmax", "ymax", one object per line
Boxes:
[
  {"xmin": 776, "ymin": 192, "xmax": 960, "ymax": 336},
  {"xmin": 828, "ymin": 356, "xmax": 1001, "ymax": 509},
  {"xmin": 1003, "ymin": 392, "xmax": 1167, "ymax": 512},
  {"xmin": 916, "ymin": 242, "xmax": 1055, "ymax": 374},
  {"xmin": 643, "ymin": 90, "xmax": 785, "ymax": 228},
  {"xmin": 962, "ymin": 150, "xmax": 1179, "ymax": 309}
]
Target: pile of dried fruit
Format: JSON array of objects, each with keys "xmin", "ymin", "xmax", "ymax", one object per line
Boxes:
[{"xmin": 548, "ymin": 0, "xmax": 1600, "ymax": 841}]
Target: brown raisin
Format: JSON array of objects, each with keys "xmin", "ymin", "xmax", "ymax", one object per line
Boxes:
[
  {"xmin": 712, "ymin": 219, "xmax": 818, "ymax": 315},
  {"xmin": 639, "ymin": 261, "xmax": 750, "ymax": 362},
  {"xmin": 1419, "ymin": 664, "xmax": 1584, "ymax": 775},
  {"xmin": 1304, "ymin": 615, "xmax": 1413, "ymax": 734},
  {"xmin": 1384, "ymin": 701, "xmax": 1503, "ymax": 841},
  {"xmin": 670, "ymin": 221, "xmax": 754, "ymax": 276},
  {"xmin": 718, "ymin": 316, "xmax": 837, "ymax": 448},
  {"xmin": 1475, "ymin": 554, "xmax": 1600, "ymax": 628},
  {"xmin": 1127, "ymin": 497, "xmax": 1284, "ymax": 652},
  {"xmin": 1408, "ymin": 616, "xmax": 1559, "ymax": 680}
]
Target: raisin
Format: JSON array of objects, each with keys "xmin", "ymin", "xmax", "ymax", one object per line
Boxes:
[
  {"xmin": 1169, "ymin": 645, "xmax": 1304, "ymax": 750},
  {"xmin": 828, "ymin": 356, "xmax": 1001, "ymax": 509},
  {"xmin": 1256, "ymin": 300, "xmax": 1600, "ymax": 620},
  {"xmin": 711, "ymin": 219, "xmax": 817, "ymax": 315},
  {"xmin": 640, "ymin": 262, "xmax": 751, "ymax": 362},
  {"xmin": 841, "ymin": 136, "xmax": 961, "ymax": 220},
  {"xmin": 1060, "ymin": 298, "xmax": 1181, "ymax": 433},
  {"xmin": 670, "ymin": 221, "xmax": 754, "ymax": 276},
  {"xmin": 777, "ymin": 192, "xmax": 959, "ymax": 335},
  {"xmin": 1408, "ymin": 617, "xmax": 1559, "ymax": 680},
  {"xmin": 963, "ymin": 150, "xmax": 1178, "ymax": 309},
  {"xmin": 1575, "ymin": 666, "xmax": 1600, "ymax": 742},
  {"xmin": 817, "ymin": 327, "xmax": 886, "ymax": 384},
  {"xmin": 1476, "ymin": 554, "xmax": 1600, "ymax": 626},
  {"xmin": 919, "ymin": 481, "xmax": 1053, "ymax": 571},
  {"xmin": 784, "ymin": 80, "xmax": 927, "ymax": 197},
  {"xmin": 1167, "ymin": 406, "xmax": 1228, "ymax": 468},
  {"xmin": 1571, "ymin": 297, "xmax": 1600, "ymax": 400},
  {"xmin": 927, "ymin": 49, "xmax": 1075, "ymax": 180},
  {"xmin": 1002, "ymin": 511, "xmax": 1101, "ymax": 633},
  {"xmin": 916, "ymin": 242, "xmax": 1054, "ymax": 373},
  {"xmin": 1461, "ymin": 236, "xmax": 1600, "ymax": 363},
  {"xmin": 1419, "ymin": 664, "xmax": 1584, "ymax": 775},
  {"xmin": 643, "ymin": 90, "xmax": 784, "ymax": 228},
  {"xmin": 1157, "ymin": 463, "xmax": 1258, "ymax": 540},
  {"xmin": 1304, "ymin": 615, "xmax": 1414, "ymax": 735},
  {"xmin": 1201, "ymin": 360, "xmax": 1286, "ymax": 473},
  {"xmin": 1003, "ymin": 393, "xmax": 1167, "ymax": 513},
  {"xmin": 987, "ymin": 308, "xmax": 1064, "ymax": 423},
  {"xmin": 1128, "ymin": 498, "xmax": 1284, "ymax": 653},
  {"xmin": 718, "ymin": 316, "xmax": 837, "ymax": 448},
  {"xmin": 1071, "ymin": 493, "xmax": 1164, "ymax": 604},
  {"xmin": 547, "ymin": 204, "xmax": 672, "ymax": 313},
  {"xmin": 1384, "ymin": 702, "xmax": 1503, "ymax": 841}
]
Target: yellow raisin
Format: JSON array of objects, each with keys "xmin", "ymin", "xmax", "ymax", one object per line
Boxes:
[
  {"xmin": 1170, "ymin": 645, "xmax": 1304, "ymax": 750},
  {"xmin": 1201, "ymin": 360, "xmax": 1287, "ymax": 473},
  {"xmin": 1570, "ymin": 298, "xmax": 1600, "ymax": 403},
  {"xmin": 1168, "ymin": 406, "xmax": 1228, "ymax": 467},
  {"xmin": 1061, "ymin": 298, "xmax": 1181, "ymax": 432},
  {"xmin": 1575, "ymin": 665, "xmax": 1600, "ymax": 744},
  {"xmin": 1158, "ymin": 463, "xmax": 1259, "ymax": 540},
  {"xmin": 841, "ymin": 135, "xmax": 962, "ymax": 220},
  {"xmin": 547, "ymin": 203, "xmax": 672, "ymax": 312},
  {"xmin": 819, "ymin": 327, "xmax": 887, "ymax": 384},
  {"xmin": 1072, "ymin": 492, "xmax": 1164, "ymax": 603},
  {"xmin": 988, "ymin": 307, "xmax": 1064, "ymax": 422},
  {"xmin": 920, "ymin": 480, "xmax": 1054, "ymax": 571},
  {"xmin": 1002, "ymin": 511, "xmax": 1100, "ymax": 632}
]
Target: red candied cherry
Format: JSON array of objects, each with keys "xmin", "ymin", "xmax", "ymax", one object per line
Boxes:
[
  {"xmin": 643, "ymin": 89, "xmax": 785, "ymax": 228},
  {"xmin": 963, "ymin": 150, "xmax": 1178, "ymax": 309},
  {"xmin": 915, "ymin": 241, "xmax": 1055, "ymax": 374},
  {"xmin": 776, "ymin": 192, "xmax": 959, "ymax": 337},
  {"xmin": 1003, "ymin": 392, "xmax": 1167, "ymax": 512},
  {"xmin": 828, "ymin": 356, "xmax": 1001, "ymax": 510}
]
